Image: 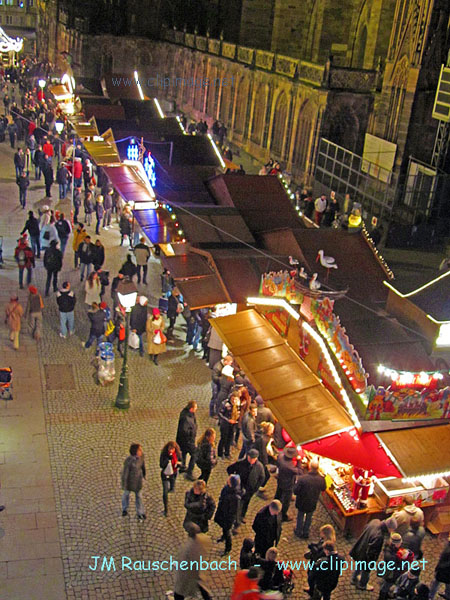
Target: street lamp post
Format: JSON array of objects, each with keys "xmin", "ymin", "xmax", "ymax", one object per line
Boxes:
[{"xmin": 115, "ymin": 280, "xmax": 138, "ymax": 409}]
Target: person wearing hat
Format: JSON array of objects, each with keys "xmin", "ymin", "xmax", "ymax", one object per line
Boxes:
[
  {"xmin": 214, "ymin": 474, "xmax": 241, "ymax": 555},
  {"xmin": 378, "ymin": 532, "xmax": 404, "ymax": 600},
  {"xmin": 350, "ymin": 516, "xmax": 398, "ymax": 591},
  {"xmin": 130, "ymin": 296, "xmax": 148, "ymax": 357},
  {"xmin": 173, "ymin": 522, "xmax": 213, "ymax": 600},
  {"xmin": 24, "ymin": 285, "xmax": 44, "ymax": 341},
  {"xmin": 227, "ymin": 449, "xmax": 265, "ymax": 528},
  {"xmin": 275, "ymin": 445, "xmax": 303, "ymax": 522},
  {"xmin": 429, "ymin": 532, "xmax": 450, "ymax": 600},
  {"xmin": 294, "ymin": 459, "xmax": 326, "ymax": 539},
  {"xmin": 394, "ymin": 565, "xmax": 421, "ymax": 600},
  {"xmin": 255, "ymin": 395, "xmax": 274, "ymax": 424},
  {"xmin": 215, "ymin": 363, "xmax": 235, "ymax": 416},
  {"xmin": 5, "ymin": 295, "xmax": 24, "ymax": 350},
  {"xmin": 146, "ymin": 307, "xmax": 166, "ymax": 365},
  {"xmin": 14, "ymin": 236, "xmax": 35, "ymax": 289},
  {"xmin": 310, "ymin": 541, "xmax": 346, "ymax": 600},
  {"xmin": 252, "ymin": 500, "xmax": 282, "ymax": 558}
]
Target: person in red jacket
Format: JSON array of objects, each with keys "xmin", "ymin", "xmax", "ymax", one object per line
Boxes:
[
  {"xmin": 73, "ymin": 157, "xmax": 83, "ymax": 187},
  {"xmin": 43, "ymin": 139, "xmax": 54, "ymax": 158},
  {"xmin": 231, "ymin": 567, "xmax": 261, "ymax": 600}
]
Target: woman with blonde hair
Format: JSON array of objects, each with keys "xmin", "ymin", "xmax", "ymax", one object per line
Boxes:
[
  {"xmin": 304, "ymin": 523, "xmax": 336, "ymax": 596},
  {"xmin": 195, "ymin": 428, "xmax": 217, "ymax": 484},
  {"xmin": 183, "ymin": 479, "xmax": 216, "ymax": 533},
  {"xmin": 85, "ymin": 271, "xmax": 101, "ymax": 306}
]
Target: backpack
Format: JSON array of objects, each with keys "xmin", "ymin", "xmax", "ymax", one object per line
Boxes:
[
  {"xmin": 55, "ymin": 219, "xmax": 70, "ymax": 238},
  {"xmin": 17, "ymin": 248, "xmax": 26, "ymax": 266}
]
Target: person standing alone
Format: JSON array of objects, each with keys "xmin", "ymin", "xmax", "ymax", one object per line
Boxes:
[
  {"xmin": 120, "ymin": 443, "xmax": 146, "ymax": 520},
  {"xmin": 43, "ymin": 240, "xmax": 62, "ymax": 296}
]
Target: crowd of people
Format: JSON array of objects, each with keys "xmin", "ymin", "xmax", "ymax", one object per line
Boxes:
[{"xmin": 2, "ymin": 60, "xmax": 449, "ymax": 600}]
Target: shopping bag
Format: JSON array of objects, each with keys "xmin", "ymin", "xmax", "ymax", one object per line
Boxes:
[
  {"xmin": 128, "ymin": 331, "xmax": 140, "ymax": 349},
  {"xmin": 153, "ymin": 329, "xmax": 167, "ymax": 345}
]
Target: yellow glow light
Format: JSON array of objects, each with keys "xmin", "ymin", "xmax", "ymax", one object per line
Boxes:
[
  {"xmin": 133, "ymin": 71, "xmax": 145, "ymax": 101},
  {"xmin": 246, "ymin": 296, "xmax": 300, "ymax": 321},
  {"xmin": 207, "ymin": 133, "xmax": 226, "ymax": 169},
  {"xmin": 154, "ymin": 97, "xmax": 165, "ymax": 118}
]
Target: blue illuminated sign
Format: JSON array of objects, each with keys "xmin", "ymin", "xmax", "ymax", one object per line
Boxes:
[
  {"xmin": 144, "ymin": 151, "xmax": 156, "ymax": 188},
  {"xmin": 126, "ymin": 139, "xmax": 139, "ymax": 161}
]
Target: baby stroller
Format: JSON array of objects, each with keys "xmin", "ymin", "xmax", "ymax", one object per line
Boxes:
[
  {"xmin": 0, "ymin": 367, "xmax": 13, "ymax": 400},
  {"xmin": 94, "ymin": 342, "xmax": 115, "ymax": 386}
]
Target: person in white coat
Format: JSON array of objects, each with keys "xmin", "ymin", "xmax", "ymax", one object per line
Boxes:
[
  {"xmin": 40, "ymin": 216, "xmax": 59, "ymax": 251},
  {"xmin": 84, "ymin": 271, "xmax": 101, "ymax": 306}
]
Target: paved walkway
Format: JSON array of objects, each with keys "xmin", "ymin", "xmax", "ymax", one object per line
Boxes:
[{"xmin": 0, "ymin": 116, "xmax": 449, "ymax": 599}]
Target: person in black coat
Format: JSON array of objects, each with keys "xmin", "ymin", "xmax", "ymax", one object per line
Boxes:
[
  {"xmin": 252, "ymin": 500, "xmax": 282, "ymax": 558},
  {"xmin": 259, "ymin": 547, "xmax": 285, "ymax": 592},
  {"xmin": 294, "ymin": 459, "xmax": 326, "ymax": 539},
  {"xmin": 195, "ymin": 428, "xmax": 217, "ymax": 484},
  {"xmin": 167, "ymin": 287, "xmax": 182, "ymax": 331},
  {"xmin": 218, "ymin": 394, "xmax": 239, "ymax": 459},
  {"xmin": 129, "ymin": 296, "xmax": 148, "ymax": 357},
  {"xmin": 83, "ymin": 302, "xmax": 106, "ymax": 349},
  {"xmin": 16, "ymin": 171, "xmax": 29, "ymax": 209},
  {"xmin": 275, "ymin": 446, "xmax": 303, "ymax": 521},
  {"xmin": 429, "ymin": 533, "xmax": 450, "ymax": 600},
  {"xmin": 183, "ymin": 479, "xmax": 216, "ymax": 533},
  {"xmin": 310, "ymin": 542, "xmax": 345, "ymax": 600},
  {"xmin": 43, "ymin": 240, "xmax": 62, "ymax": 296},
  {"xmin": 227, "ymin": 449, "xmax": 265, "ymax": 526},
  {"xmin": 214, "ymin": 475, "xmax": 241, "ymax": 555},
  {"xmin": 119, "ymin": 255, "xmax": 137, "ymax": 281},
  {"xmin": 160, "ymin": 441, "xmax": 182, "ymax": 516},
  {"xmin": 119, "ymin": 211, "xmax": 132, "ymax": 246},
  {"xmin": 349, "ymin": 516, "xmax": 398, "ymax": 591},
  {"xmin": 43, "ymin": 161, "xmax": 54, "ymax": 197},
  {"xmin": 21, "ymin": 210, "xmax": 40, "ymax": 257},
  {"xmin": 175, "ymin": 401, "xmax": 198, "ymax": 477},
  {"xmin": 92, "ymin": 240, "xmax": 105, "ymax": 272}
]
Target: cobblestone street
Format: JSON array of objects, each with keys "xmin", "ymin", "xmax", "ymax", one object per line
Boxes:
[{"xmin": 0, "ymin": 109, "xmax": 448, "ymax": 600}]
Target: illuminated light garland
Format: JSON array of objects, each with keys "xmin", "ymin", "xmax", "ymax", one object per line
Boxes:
[
  {"xmin": 246, "ymin": 296, "xmax": 300, "ymax": 321},
  {"xmin": 126, "ymin": 139, "xmax": 139, "ymax": 161},
  {"xmin": 403, "ymin": 470, "xmax": 450, "ymax": 484},
  {"xmin": 176, "ymin": 115, "xmax": 187, "ymax": 135},
  {"xmin": 377, "ymin": 364, "xmax": 445, "ymax": 388},
  {"xmin": 134, "ymin": 70, "xmax": 145, "ymax": 101},
  {"xmin": 362, "ymin": 224, "xmax": 394, "ymax": 279},
  {"xmin": 207, "ymin": 133, "xmax": 226, "ymax": 169},
  {"xmin": 143, "ymin": 151, "xmax": 156, "ymax": 188},
  {"xmin": 154, "ymin": 97, "xmax": 164, "ymax": 118},
  {"xmin": 302, "ymin": 321, "xmax": 361, "ymax": 429}
]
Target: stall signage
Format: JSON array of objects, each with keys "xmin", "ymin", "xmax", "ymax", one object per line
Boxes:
[{"xmin": 365, "ymin": 385, "xmax": 450, "ymax": 420}]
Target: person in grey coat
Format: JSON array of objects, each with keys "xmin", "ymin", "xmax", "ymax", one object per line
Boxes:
[
  {"xmin": 121, "ymin": 443, "xmax": 146, "ymax": 520},
  {"xmin": 349, "ymin": 516, "xmax": 397, "ymax": 591},
  {"xmin": 173, "ymin": 523, "xmax": 212, "ymax": 600}
]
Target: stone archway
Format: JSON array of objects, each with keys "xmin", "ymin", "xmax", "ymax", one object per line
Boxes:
[
  {"xmin": 234, "ymin": 77, "xmax": 250, "ymax": 134},
  {"xmin": 250, "ymin": 82, "xmax": 268, "ymax": 145},
  {"xmin": 270, "ymin": 91, "xmax": 288, "ymax": 156},
  {"xmin": 292, "ymin": 99, "xmax": 317, "ymax": 176}
]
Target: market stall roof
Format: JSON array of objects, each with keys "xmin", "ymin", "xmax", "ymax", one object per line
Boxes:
[
  {"xmin": 207, "ymin": 174, "xmax": 306, "ymax": 233},
  {"xmin": 83, "ymin": 104, "xmax": 126, "ymax": 121},
  {"xmin": 49, "ymin": 84, "xmax": 72, "ymax": 101},
  {"xmin": 73, "ymin": 118, "xmax": 99, "ymax": 139},
  {"xmin": 386, "ymin": 271, "xmax": 450, "ymax": 322},
  {"xmin": 83, "ymin": 139, "xmax": 121, "ymax": 165},
  {"xmin": 377, "ymin": 424, "xmax": 450, "ymax": 478},
  {"xmin": 176, "ymin": 206, "xmax": 255, "ymax": 246},
  {"xmin": 119, "ymin": 98, "xmax": 161, "ymax": 120},
  {"xmin": 211, "ymin": 309, "xmax": 353, "ymax": 444},
  {"xmin": 209, "ymin": 248, "xmax": 289, "ymax": 304},
  {"xmin": 101, "ymin": 164, "xmax": 153, "ymax": 205},
  {"xmin": 160, "ymin": 252, "xmax": 231, "ymax": 308},
  {"xmin": 146, "ymin": 135, "xmax": 221, "ymax": 167},
  {"xmin": 75, "ymin": 78, "xmax": 104, "ymax": 96},
  {"xmin": 303, "ymin": 430, "xmax": 402, "ymax": 478},
  {"xmin": 156, "ymin": 166, "xmax": 215, "ymax": 205},
  {"xmin": 133, "ymin": 207, "xmax": 178, "ymax": 245}
]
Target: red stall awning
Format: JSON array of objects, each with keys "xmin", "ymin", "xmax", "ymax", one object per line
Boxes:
[{"xmin": 302, "ymin": 430, "xmax": 402, "ymax": 478}]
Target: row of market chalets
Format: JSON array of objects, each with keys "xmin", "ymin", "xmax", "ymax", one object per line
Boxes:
[{"xmin": 48, "ymin": 71, "xmax": 450, "ymax": 537}]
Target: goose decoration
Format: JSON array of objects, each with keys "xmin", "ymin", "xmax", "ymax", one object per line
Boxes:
[
  {"xmin": 289, "ymin": 255, "xmax": 299, "ymax": 266},
  {"xmin": 298, "ymin": 267, "xmax": 308, "ymax": 279},
  {"xmin": 316, "ymin": 250, "xmax": 338, "ymax": 269}
]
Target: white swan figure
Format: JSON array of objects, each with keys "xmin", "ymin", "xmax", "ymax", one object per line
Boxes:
[{"xmin": 309, "ymin": 273, "xmax": 321, "ymax": 290}]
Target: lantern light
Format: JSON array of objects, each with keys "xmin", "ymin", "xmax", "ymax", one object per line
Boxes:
[
  {"xmin": 38, "ymin": 79, "xmax": 46, "ymax": 89},
  {"xmin": 55, "ymin": 121, "xmax": 64, "ymax": 134},
  {"xmin": 117, "ymin": 280, "xmax": 138, "ymax": 312}
]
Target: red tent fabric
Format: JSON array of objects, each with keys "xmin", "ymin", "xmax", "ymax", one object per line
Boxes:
[{"xmin": 302, "ymin": 429, "xmax": 402, "ymax": 478}]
